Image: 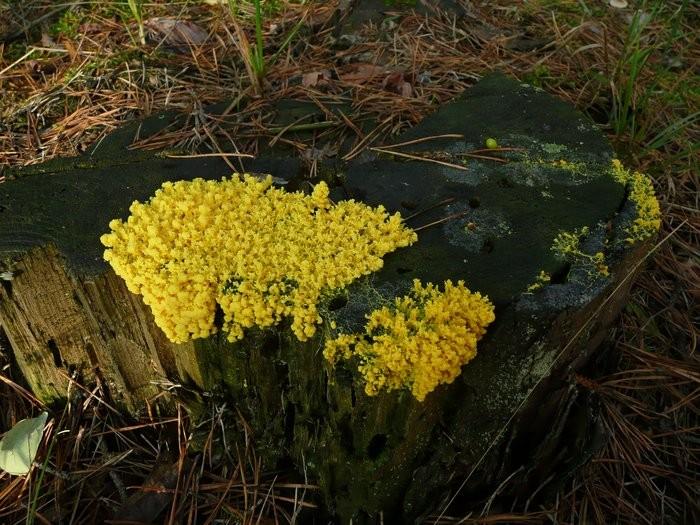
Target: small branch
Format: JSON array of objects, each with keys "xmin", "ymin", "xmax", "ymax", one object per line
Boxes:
[
  {"xmin": 370, "ymin": 148, "xmax": 468, "ymax": 171},
  {"xmin": 468, "ymin": 147, "xmax": 525, "ymax": 154},
  {"xmin": 403, "ymin": 197, "xmax": 456, "ymax": 221},
  {"xmin": 266, "ymin": 121, "xmax": 340, "ymax": 134},
  {"xmin": 269, "ymin": 114, "xmax": 314, "ymax": 146},
  {"xmin": 413, "ymin": 211, "xmax": 470, "ymax": 232},
  {"xmin": 342, "ymin": 117, "xmax": 392, "ymax": 161},
  {"xmin": 453, "ymin": 152, "xmax": 508, "ymax": 163},
  {"xmin": 163, "ymin": 153, "xmax": 254, "ymax": 159},
  {"xmin": 0, "ymin": 48, "xmax": 35, "ymax": 77},
  {"xmin": 377, "ymin": 134, "xmax": 465, "ymax": 150}
]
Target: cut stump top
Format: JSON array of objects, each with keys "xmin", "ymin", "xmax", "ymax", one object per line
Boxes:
[{"xmin": 1, "ymin": 74, "xmax": 625, "ymax": 311}]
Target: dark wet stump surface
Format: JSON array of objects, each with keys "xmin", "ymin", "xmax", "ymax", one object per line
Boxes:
[
  {"xmin": 0, "ymin": 75, "xmax": 620, "ymax": 298},
  {"xmin": 0, "ymin": 73, "xmax": 651, "ymax": 522}
]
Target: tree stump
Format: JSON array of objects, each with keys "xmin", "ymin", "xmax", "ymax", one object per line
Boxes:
[{"xmin": 0, "ymin": 75, "xmax": 659, "ymax": 522}]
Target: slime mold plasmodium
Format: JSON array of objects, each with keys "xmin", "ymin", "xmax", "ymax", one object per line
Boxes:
[
  {"xmin": 526, "ymin": 270, "xmax": 551, "ymax": 293},
  {"xmin": 610, "ymin": 159, "xmax": 661, "ymax": 243},
  {"xmin": 324, "ymin": 280, "xmax": 495, "ymax": 401},
  {"xmin": 551, "ymin": 226, "xmax": 610, "ymax": 277},
  {"xmin": 544, "ymin": 160, "xmax": 660, "ymax": 284},
  {"xmin": 101, "ymin": 175, "xmax": 416, "ymax": 343}
]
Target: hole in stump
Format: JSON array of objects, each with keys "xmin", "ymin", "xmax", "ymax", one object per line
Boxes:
[
  {"xmin": 367, "ymin": 434, "xmax": 388, "ymax": 460},
  {"xmin": 262, "ymin": 334, "xmax": 279, "ymax": 353},
  {"xmin": 85, "ymin": 342, "xmax": 99, "ymax": 368},
  {"xmin": 468, "ymin": 197, "xmax": 481, "ymax": 208},
  {"xmin": 550, "ymin": 263, "xmax": 571, "ymax": 285},
  {"xmin": 284, "ymin": 404, "xmax": 295, "ymax": 442},
  {"xmin": 328, "ymin": 295, "xmax": 348, "ymax": 311},
  {"xmin": 47, "ymin": 339, "xmax": 62, "ymax": 368},
  {"xmin": 0, "ymin": 279, "xmax": 11, "ymax": 297},
  {"xmin": 339, "ymin": 417, "xmax": 355, "ymax": 454},
  {"xmin": 481, "ymin": 239, "xmax": 495, "ymax": 254}
]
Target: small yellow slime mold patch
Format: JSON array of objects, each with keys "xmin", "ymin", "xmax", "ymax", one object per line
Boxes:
[
  {"xmin": 101, "ymin": 175, "xmax": 416, "ymax": 343},
  {"xmin": 324, "ymin": 280, "xmax": 495, "ymax": 401},
  {"xmin": 551, "ymin": 227, "xmax": 609, "ymax": 277},
  {"xmin": 526, "ymin": 270, "xmax": 551, "ymax": 293},
  {"xmin": 611, "ymin": 159, "xmax": 661, "ymax": 243}
]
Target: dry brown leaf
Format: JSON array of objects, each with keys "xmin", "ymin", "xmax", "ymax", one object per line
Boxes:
[
  {"xmin": 144, "ymin": 17, "xmax": 209, "ymax": 50},
  {"xmin": 301, "ymin": 69, "xmax": 332, "ymax": 88},
  {"xmin": 382, "ymin": 71, "xmax": 413, "ymax": 97},
  {"xmin": 340, "ymin": 63, "xmax": 387, "ymax": 83}
]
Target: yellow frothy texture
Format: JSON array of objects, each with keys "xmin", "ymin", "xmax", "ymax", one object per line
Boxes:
[
  {"xmin": 324, "ymin": 280, "xmax": 495, "ymax": 401},
  {"xmin": 101, "ymin": 175, "xmax": 417, "ymax": 343},
  {"xmin": 611, "ymin": 159, "xmax": 661, "ymax": 243}
]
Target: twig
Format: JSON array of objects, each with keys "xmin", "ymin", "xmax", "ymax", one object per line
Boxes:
[
  {"xmin": 342, "ymin": 117, "xmax": 392, "ymax": 161},
  {"xmin": 221, "ymin": 88, "xmax": 251, "ymax": 118},
  {"xmin": 403, "ymin": 197, "xmax": 456, "ymax": 221},
  {"xmin": 265, "ymin": 121, "xmax": 339, "ymax": 134},
  {"xmin": 337, "ymin": 108, "xmax": 364, "ymax": 139},
  {"xmin": 453, "ymin": 152, "xmax": 508, "ymax": 163},
  {"xmin": 269, "ymin": 114, "xmax": 313, "ymax": 146},
  {"xmin": 0, "ymin": 49, "xmax": 35, "ymax": 77},
  {"xmin": 370, "ymin": 147, "xmax": 469, "ymax": 171},
  {"xmin": 5, "ymin": 5, "xmax": 74, "ymax": 42},
  {"xmin": 468, "ymin": 147, "xmax": 525, "ymax": 154},
  {"xmin": 163, "ymin": 153, "xmax": 254, "ymax": 159},
  {"xmin": 377, "ymin": 134, "xmax": 465, "ymax": 150},
  {"xmin": 414, "ymin": 211, "xmax": 470, "ymax": 232}
]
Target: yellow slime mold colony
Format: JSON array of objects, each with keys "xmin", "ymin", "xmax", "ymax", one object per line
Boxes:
[
  {"xmin": 611, "ymin": 159, "xmax": 661, "ymax": 243},
  {"xmin": 101, "ymin": 175, "xmax": 416, "ymax": 343},
  {"xmin": 325, "ymin": 280, "xmax": 495, "ymax": 401}
]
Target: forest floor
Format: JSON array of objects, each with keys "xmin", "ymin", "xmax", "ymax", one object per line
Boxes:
[{"xmin": 0, "ymin": 1, "xmax": 698, "ymax": 523}]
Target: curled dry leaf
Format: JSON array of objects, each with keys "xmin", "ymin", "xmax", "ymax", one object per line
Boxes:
[
  {"xmin": 143, "ymin": 17, "xmax": 208, "ymax": 50},
  {"xmin": 302, "ymin": 69, "xmax": 332, "ymax": 88},
  {"xmin": 382, "ymin": 71, "xmax": 413, "ymax": 97}
]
